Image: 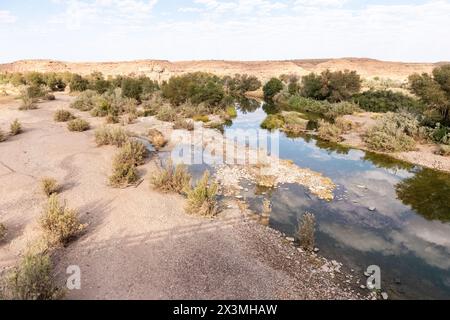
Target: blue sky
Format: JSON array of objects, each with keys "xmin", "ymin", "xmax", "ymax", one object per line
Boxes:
[{"xmin": 0, "ymin": 0, "xmax": 449, "ymax": 63}]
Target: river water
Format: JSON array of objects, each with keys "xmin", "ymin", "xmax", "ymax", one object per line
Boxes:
[{"xmin": 215, "ymin": 103, "xmax": 450, "ymax": 300}]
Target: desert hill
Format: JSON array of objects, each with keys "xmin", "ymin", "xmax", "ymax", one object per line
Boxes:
[{"xmin": 0, "ymin": 58, "xmax": 443, "ymax": 82}]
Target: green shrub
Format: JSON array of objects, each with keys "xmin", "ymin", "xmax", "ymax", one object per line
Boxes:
[
  {"xmin": 40, "ymin": 195, "xmax": 85, "ymax": 245},
  {"xmin": 286, "ymin": 95, "xmax": 330, "ymax": 114},
  {"xmin": 261, "ymin": 114, "xmax": 285, "ymax": 130},
  {"xmin": 364, "ymin": 113, "xmax": 419, "ymax": 152},
  {"xmin": 121, "ymin": 77, "xmax": 143, "ymax": 101},
  {"xmin": 148, "ymin": 129, "xmax": 168, "ymax": 150},
  {"xmin": 95, "ymin": 126, "xmax": 129, "ymax": 147},
  {"xmin": 324, "ymin": 101, "xmax": 361, "ymax": 120},
  {"xmin": 192, "ymin": 114, "xmax": 210, "ymax": 123},
  {"xmin": 41, "ymin": 178, "xmax": 59, "ymax": 197},
  {"xmin": 301, "ymin": 70, "xmax": 362, "ymax": 102},
  {"xmin": 352, "ymin": 90, "xmax": 424, "ymax": 113},
  {"xmin": 69, "ymin": 74, "xmax": 89, "ymax": 92},
  {"xmin": 185, "ymin": 171, "xmax": 219, "ymax": 217},
  {"xmin": 317, "ymin": 120, "xmax": 343, "ymax": 142},
  {"xmin": 263, "ymin": 78, "xmax": 283, "ymax": 101},
  {"xmin": 0, "ymin": 223, "xmax": 6, "ymax": 241},
  {"xmin": 173, "ymin": 118, "xmax": 194, "ymax": 131},
  {"xmin": 54, "ymin": 110, "xmax": 75, "ymax": 122},
  {"xmin": 150, "ymin": 161, "xmax": 191, "ymax": 194},
  {"xmin": 2, "ymin": 250, "xmax": 61, "ymax": 300},
  {"xmin": 67, "ymin": 119, "xmax": 90, "ymax": 132},
  {"xmin": 297, "ymin": 212, "xmax": 316, "ymax": 252},
  {"xmin": 70, "ymin": 90, "xmax": 97, "ymax": 111},
  {"xmin": 10, "ymin": 119, "xmax": 22, "ymax": 135},
  {"xmin": 225, "ymin": 106, "xmax": 237, "ymax": 118},
  {"xmin": 281, "ymin": 112, "xmax": 309, "ymax": 134},
  {"xmin": 109, "ymin": 141, "xmax": 147, "ymax": 187}
]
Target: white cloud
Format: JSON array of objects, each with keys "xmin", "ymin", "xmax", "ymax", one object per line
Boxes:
[
  {"xmin": 52, "ymin": 0, "xmax": 158, "ymax": 30},
  {"xmin": 0, "ymin": 10, "xmax": 16, "ymax": 24},
  {"xmin": 294, "ymin": 0, "xmax": 348, "ymax": 7}
]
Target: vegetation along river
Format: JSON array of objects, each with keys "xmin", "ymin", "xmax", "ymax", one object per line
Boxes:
[{"xmin": 200, "ymin": 100, "xmax": 450, "ymax": 300}]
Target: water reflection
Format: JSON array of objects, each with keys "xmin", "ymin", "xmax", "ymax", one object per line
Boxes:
[{"xmin": 396, "ymin": 168, "xmax": 450, "ymax": 222}]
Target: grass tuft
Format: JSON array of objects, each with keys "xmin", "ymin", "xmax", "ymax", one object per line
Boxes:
[
  {"xmin": 297, "ymin": 212, "xmax": 316, "ymax": 252},
  {"xmin": 67, "ymin": 119, "xmax": 90, "ymax": 132},
  {"xmin": 150, "ymin": 161, "xmax": 191, "ymax": 194},
  {"xmin": 41, "ymin": 178, "xmax": 59, "ymax": 197},
  {"xmin": 54, "ymin": 110, "xmax": 75, "ymax": 122},
  {"xmin": 148, "ymin": 129, "xmax": 168, "ymax": 150},
  {"xmin": 185, "ymin": 171, "xmax": 219, "ymax": 217}
]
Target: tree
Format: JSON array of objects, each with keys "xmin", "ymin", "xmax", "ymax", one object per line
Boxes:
[
  {"xmin": 409, "ymin": 65, "xmax": 450, "ymax": 124},
  {"xmin": 263, "ymin": 78, "xmax": 283, "ymax": 101},
  {"xmin": 121, "ymin": 77, "xmax": 143, "ymax": 100},
  {"xmin": 301, "ymin": 70, "xmax": 362, "ymax": 102},
  {"xmin": 69, "ymin": 74, "xmax": 89, "ymax": 92}
]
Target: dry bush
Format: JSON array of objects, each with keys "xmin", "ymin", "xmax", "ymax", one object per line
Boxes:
[
  {"xmin": 0, "ymin": 129, "xmax": 6, "ymax": 142},
  {"xmin": 438, "ymin": 145, "xmax": 450, "ymax": 156},
  {"xmin": 156, "ymin": 105, "xmax": 177, "ymax": 122},
  {"xmin": 70, "ymin": 90, "xmax": 97, "ymax": 111},
  {"xmin": 255, "ymin": 174, "xmax": 277, "ymax": 188},
  {"xmin": 148, "ymin": 129, "xmax": 168, "ymax": 150},
  {"xmin": 0, "ymin": 223, "xmax": 6, "ymax": 242},
  {"xmin": 297, "ymin": 212, "xmax": 316, "ymax": 252},
  {"xmin": 40, "ymin": 195, "xmax": 85, "ymax": 245},
  {"xmin": 109, "ymin": 140, "xmax": 147, "ymax": 187},
  {"xmin": 67, "ymin": 119, "xmax": 90, "ymax": 132},
  {"xmin": 54, "ymin": 110, "xmax": 75, "ymax": 122},
  {"xmin": 95, "ymin": 126, "xmax": 129, "ymax": 147},
  {"xmin": 317, "ymin": 120, "xmax": 343, "ymax": 143},
  {"xmin": 1, "ymin": 249, "xmax": 61, "ymax": 300},
  {"xmin": 44, "ymin": 93, "xmax": 55, "ymax": 101},
  {"xmin": 173, "ymin": 118, "xmax": 194, "ymax": 131},
  {"xmin": 121, "ymin": 113, "xmax": 138, "ymax": 125},
  {"xmin": 19, "ymin": 95, "xmax": 37, "ymax": 110},
  {"xmin": 9, "ymin": 119, "xmax": 22, "ymax": 136},
  {"xmin": 150, "ymin": 161, "xmax": 191, "ymax": 194},
  {"xmin": 41, "ymin": 178, "xmax": 59, "ymax": 197},
  {"xmin": 185, "ymin": 171, "xmax": 219, "ymax": 217},
  {"xmin": 364, "ymin": 112, "xmax": 419, "ymax": 152}
]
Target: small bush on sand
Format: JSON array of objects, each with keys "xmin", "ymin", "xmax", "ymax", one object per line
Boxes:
[
  {"xmin": 226, "ymin": 106, "xmax": 237, "ymax": 118},
  {"xmin": 297, "ymin": 212, "xmax": 316, "ymax": 252},
  {"xmin": 40, "ymin": 195, "xmax": 85, "ymax": 245},
  {"xmin": 317, "ymin": 120, "xmax": 343, "ymax": 142},
  {"xmin": 9, "ymin": 119, "xmax": 22, "ymax": 136},
  {"xmin": 364, "ymin": 112, "xmax": 419, "ymax": 152},
  {"xmin": 0, "ymin": 129, "xmax": 6, "ymax": 142},
  {"xmin": 173, "ymin": 118, "xmax": 194, "ymax": 131},
  {"xmin": 324, "ymin": 101, "xmax": 361, "ymax": 120},
  {"xmin": 95, "ymin": 126, "xmax": 129, "ymax": 147},
  {"xmin": 41, "ymin": 178, "xmax": 59, "ymax": 197},
  {"xmin": 156, "ymin": 106, "xmax": 177, "ymax": 122},
  {"xmin": 44, "ymin": 93, "xmax": 55, "ymax": 101},
  {"xmin": 2, "ymin": 250, "xmax": 61, "ymax": 300},
  {"xmin": 19, "ymin": 95, "xmax": 37, "ymax": 110},
  {"xmin": 438, "ymin": 145, "xmax": 450, "ymax": 156},
  {"xmin": 0, "ymin": 223, "xmax": 6, "ymax": 241},
  {"xmin": 70, "ymin": 90, "xmax": 97, "ymax": 111},
  {"xmin": 148, "ymin": 129, "xmax": 167, "ymax": 150},
  {"xmin": 185, "ymin": 171, "xmax": 219, "ymax": 217},
  {"xmin": 150, "ymin": 161, "xmax": 191, "ymax": 194},
  {"xmin": 109, "ymin": 141, "xmax": 147, "ymax": 187},
  {"xmin": 54, "ymin": 110, "xmax": 75, "ymax": 122},
  {"xmin": 67, "ymin": 119, "xmax": 90, "ymax": 132}
]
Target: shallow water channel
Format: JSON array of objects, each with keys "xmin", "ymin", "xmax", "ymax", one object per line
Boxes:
[{"xmin": 201, "ymin": 103, "xmax": 450, "ymax": 300}]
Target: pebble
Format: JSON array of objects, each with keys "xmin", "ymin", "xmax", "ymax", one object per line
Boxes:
[
  {"xmin": 313, "ymin": 248, "xmax": 320, "ymax": 253},
  {"xmin": 360, "ymin": 285, "xmax": 366, "ymax": 289},
  {"xmin": 368, "ymin": 207, "xmax": 376, "ymax": 211},
  {"xmin": 286, "ymin": 237, "xmax": 295, "ymax": 242},
  {"xmin": 381, "ymin": 292, "xmax": 389, "ymax": 300},
  {"xmin": 364, "ymin": 271, "xmax": 370, "ymax": 277}
]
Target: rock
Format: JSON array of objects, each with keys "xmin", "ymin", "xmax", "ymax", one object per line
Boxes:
[
  {"xmin": 286, "ymin": 237, "xmax": 295, "ymax": 242},
  {"xmin": 360, "ymin": 285, "xmax": 366, "ymax": 289},
  {"xmin": 313, "ymin": 247, "xmax": 320, "ymax": 253},
  {"xmin": 368, "ymin": 207, "xmax": 376, "ymax": 211},
  {"xmin": 381, "ymin": 292, "xmax": 389, "ymax": 300},
  {"xmin": 394, "ymin": 278, "xmax": 401, "ymax": 285},
  {"xmin": 364, "ymin": 271, "xmax": 370, "ymax": 277}
]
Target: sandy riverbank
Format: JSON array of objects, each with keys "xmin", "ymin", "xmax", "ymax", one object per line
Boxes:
[{"xmin": 0, "ymin": 93, "xmax": 365, "ymax": 299}]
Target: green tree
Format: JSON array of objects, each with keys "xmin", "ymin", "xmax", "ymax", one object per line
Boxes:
[
  {"xmin": 409, "ymin": 65, "xmax": 450, "ymax": 124},
  {"xmin": 263, "ymin": 78, "xmax": 283, "ymax": 101},
  {"xmin": 121, "ymin": 77, "xmax": 143, "ymax": 100}
]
